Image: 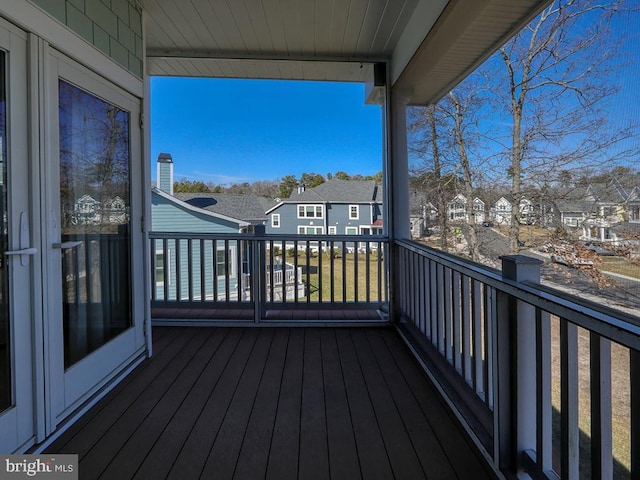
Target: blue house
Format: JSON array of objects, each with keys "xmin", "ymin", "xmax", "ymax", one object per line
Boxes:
[
  {"xmin": 265, "ymin": 179, "xmax": 383, "ymax": 239},
  {"xmin": 152, "ymin": 155, "xmax": 252, "ymax": 301}
]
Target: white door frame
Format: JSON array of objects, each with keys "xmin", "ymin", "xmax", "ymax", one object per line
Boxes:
[
  {"xmin": 43, "ymin": 48, "xmax": 146, "ymax": 426},
  {"xmin": 0, "ymin": 19, "xmax": 40, "ymax": 453}
]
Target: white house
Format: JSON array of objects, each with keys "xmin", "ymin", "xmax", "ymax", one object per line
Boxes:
[{"xmin": 447, "ymin": 194, "xmax": 485, "ymax": 224}]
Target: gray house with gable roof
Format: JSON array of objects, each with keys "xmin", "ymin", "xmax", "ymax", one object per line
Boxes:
[{"xmin": 265, "ymin": 179, "xmax": 383, "ymax": 237}]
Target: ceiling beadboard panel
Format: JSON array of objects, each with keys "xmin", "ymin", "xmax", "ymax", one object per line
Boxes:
[
  {"xmin": 141, "ymin": 0, "xmax": 550, "ymax": 104},
  {"xmin": 142, "ymin": 0, "xmax": 420, "ymax": 58}
]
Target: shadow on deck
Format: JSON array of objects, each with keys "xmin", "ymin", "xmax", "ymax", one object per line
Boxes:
[{"xmin": 45, "ymin": 326, "xmax": 494, "ymax": 479}]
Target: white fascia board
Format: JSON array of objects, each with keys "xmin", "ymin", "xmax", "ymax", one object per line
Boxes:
[
  {"xmin": 389, "ymin": 0, "xmax": 448, "ymax": 87},
  {"xmin": 152, "ymin": 187, "xmax": 249, "ymax": 227}
]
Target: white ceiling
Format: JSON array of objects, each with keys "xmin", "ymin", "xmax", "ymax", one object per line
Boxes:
[{"xmin": 140, "ymin": 0, "xmax": 549, "ymax": 104}]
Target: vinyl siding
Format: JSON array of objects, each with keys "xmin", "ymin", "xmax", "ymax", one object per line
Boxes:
[{"xmin": 151, "ymin": 192, "xmax": 242, "ymax": 233}]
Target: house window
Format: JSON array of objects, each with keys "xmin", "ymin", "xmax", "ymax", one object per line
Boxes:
[
  {"xmin": 215, "ymin": 247, "xmax": 236, "ymax": 278},
  {"xmin": 328, "ymin": 226, "xmax": 337, "ymax": 234},
  {"xmin": 272, "ymin": 213, "xmax": 280, "ymax": 228},
  {"xmin": 349, "ymin": 205, "xmax": 359, "ymax": 219},
  {"xmin": 345, "ymin": 227, "xmax": 358, "ymax": 235},
  {"xmin": 298, "ymin": 226, "xmax": 324, "ymax": 234},
  {"xmin": 155, "ymin": 250, "xmax": 170, "ymax": 286},
  {"xmin": 297, "ymin": 204, "xmax": 323, "ymax": 218}
]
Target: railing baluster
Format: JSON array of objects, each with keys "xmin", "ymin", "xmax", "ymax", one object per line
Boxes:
[
  {"xmin": 365, "ymin": 243, "xmax": 370, "ymax": 303},
  {"xmin": 536, "ymin": 309, "xmax": 552, "ymax": 474},
  {"xmin": 444, "ymin": 266, "xmax": 453, "ymax": 364},
  {"xmin": 353, "ymin": 242, "xmax": 359, "ymax": 302},
  {"xmin": 187, "ymin": 238, "xmax": 193, "ymax": 302},
  {"xmin": 560, "ymin": 319, "xmax": 579, "ymax": 480},
  {"xmin": 430, "ymin": 259, "xmax": 438, "ymax": 347},
  {"xmin": 453, "ymin": 270, "xmax": 461, "ymax": 372},
  {"xmin": 473, "ymin": 279, "xmax": 483, "ymax": 396},
  {"xmin": 462, "ymin": 275, "xmax": 471, "ymax": 384},
  {"xmin": 341, "ymin": 240, "xmax": 347, "ymax": 302},
  {"xmin": 590, "ymin": 332, "xmax": 612, "ymax": 480},
  {"xmin": 212, "ymin": 239, "xmax": 218, "ymax": 302},
  {"xmin": 162, "ymin": 238, "xmax": 169, "ymax": 301},
  {"xmin": 437, "ymin": 263, "xmax": 445, "ymax": 355},
  {"xmin": 199, "ymin": 238, "xmax": 205, "ymax": 302},
  {"xmin": 175, "ymin": 239, "xmax": 181, "ymax": 301}
]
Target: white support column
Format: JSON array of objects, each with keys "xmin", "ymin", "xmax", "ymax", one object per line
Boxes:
[
  {"xmin": 501, "ymin": 255, "xmax": 543, "ymax": 467},
  {"xmin": 389, "ymin": 90, "xmax": 410, "ymax": 240}
]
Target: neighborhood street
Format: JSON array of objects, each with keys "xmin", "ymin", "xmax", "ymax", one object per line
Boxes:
[{"xmin": 473, "ymin": 226, "xmax": 640, "ymax": 316}]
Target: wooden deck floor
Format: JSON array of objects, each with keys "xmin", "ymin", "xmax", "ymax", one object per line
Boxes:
[{"xmin": 45, "ymin": 327, "xmax": 494, "ymax": 480}]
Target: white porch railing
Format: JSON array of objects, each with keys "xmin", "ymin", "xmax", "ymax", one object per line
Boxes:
[{"xmin": 394, "ymin": 239, "xmax": 640, "ymax": 479}]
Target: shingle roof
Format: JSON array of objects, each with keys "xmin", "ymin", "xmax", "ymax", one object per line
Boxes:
[
  {"xmin": 175, "ymin": 193, "xmax": 268, "ymax": 222},
  {"xmin": 288, "ymin": 179, "xmax": 380, "ymax": 203},
  {"xmin": 586, "ymin": 180, "xmax": 628, "ymax": 203}
]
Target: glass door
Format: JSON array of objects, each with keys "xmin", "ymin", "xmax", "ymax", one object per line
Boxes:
[
  {"xmin": 46, "ymin": 52, "xmax": 144, "ymax": 419},
  {"xmin": 0, "ymin": 21, "xmax": 37, "ymax": 453}
]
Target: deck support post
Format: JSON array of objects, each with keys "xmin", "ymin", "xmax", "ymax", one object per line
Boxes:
[{"xmin": 497, "ymin": 255, "xmax": 542, "ymax": 474}]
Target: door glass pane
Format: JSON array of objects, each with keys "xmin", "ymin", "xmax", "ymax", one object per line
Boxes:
[
  {"xmin": 0, "ymin": 52, "xmax": 9, "ymax": 412},
  {"xmin": 58, "ymin": 80, "xmax": 132, "ymax": 369}
]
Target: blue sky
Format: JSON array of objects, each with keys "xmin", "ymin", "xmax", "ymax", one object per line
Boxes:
[{"xmin": 150, "ymin": 78, "xmax": 383, "ymax": 185}]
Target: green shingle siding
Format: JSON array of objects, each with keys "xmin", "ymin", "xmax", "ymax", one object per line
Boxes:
[
  {"xmin": 29, "ymin": 0, "xmax": 143, "ymax": 78},
  {"xmin": 94, "ymin": 25, "xmax": 110, "ymax": 55},
  {"xmin": 111, "ymin": 0, "xmax": 130, "ymax": 22},
  {"xmin": 118, "ymin": 19, "xmax": 135, "ymax": 51},
  {"xmin": 32, "ymin": 0, "xmax": 66, "ymax": 22},
  {"xmin": 66, "ymin": 4, "xmax": 93, "ymax": 43},
  {"xmin": 69, "ymin": 0, "xmax": 85, "ymax": 13},
  {"xmin": 110, "ymin": 37, "xmax": 129, "ymax": 69},
  {"xmin": 86, "ymin": 0, "xmax": 117, "ymax": 34}
]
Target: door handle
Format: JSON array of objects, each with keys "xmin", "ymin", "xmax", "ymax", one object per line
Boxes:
[
  {"xmin": 5, "ymin": 212, "xmax": 35, "ymax": 266},
  {"xmin": 53, "ymin": 241, "xmax": 83, "ymax": 249}
]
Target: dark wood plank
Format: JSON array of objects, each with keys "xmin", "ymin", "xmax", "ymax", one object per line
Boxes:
[
  {"xmin": 73, "ymin": 328, "xmax": 214, "ymax": 478},
  {"xmin": 233, "ymin": 328, "xmax": 290, "ymax": 480},
  {"xmin": 199, "ymin": 328, "xmax": 276, "ymax": 479},
  {"xmin": 265, "ymin": 328, "xmax": 304, "ymax": 480},
  {"xmin": 381, "ymin": 328, "xmax": 494, "ymax": 479},
  {"xmin": 320, "ymin": 328, "xmax": 362, "ymax": 480},
  {"xmin": 132, "ymin": 329, "xmax": 244, "ymax": 479},
  {"xmin": 298, "ymin": 328, "xmax": 330, "ymax": 480},
  {"xmin": 48, "ymin": 327, "xmax": 202, "ymax": 455},
  {"xmin": 44, "ymin": 327, "xmax": 494, "ymax": 480},
  {"xmin": 98, "ymin": 328, "xmax": 231, "ymax": 479},
  {"xmin": 350, "ymin": 328, "xmax": 427, "ymax": 479},
  {"xmin": 334, "ymin": 329, "xmax": 394, "ymax": 480},
  {"xmin": 164, "ymin": 328, "xmax": 260, "ymax": 480},
  {"xmin": 365, "ymin": 328, "xmax": 458, "ymax": 479}
]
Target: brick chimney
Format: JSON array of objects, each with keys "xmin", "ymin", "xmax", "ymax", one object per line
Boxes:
[{"xmin": 157, "ymin": 153, "xmax": 174, "ymax": 195}]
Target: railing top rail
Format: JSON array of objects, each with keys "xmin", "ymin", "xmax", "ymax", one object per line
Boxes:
[
  {"xmin": 150, "ymin": 231, "xmax": 389, "ymax": 243},
  {"xmin": 395, "ymin": 238, "xmax": 640, "ymax": 349}
]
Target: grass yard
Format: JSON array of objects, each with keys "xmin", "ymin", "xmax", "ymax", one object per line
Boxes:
[
  {"xmin": 277, "ymin": 250, "xmax": 387, "ymax": 303},
  {"xmin": 599, "ymin": 257, "xmax": 640, "ymax": 280}
]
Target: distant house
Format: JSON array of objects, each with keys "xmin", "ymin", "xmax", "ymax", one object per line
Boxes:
[
  {"xmin": 490, "ymin": 195, "xmax": 534, "ymax": 225},
  {"xmin": 580, "ymin": 180, "xmax": 627, "ymax": 244},
  {"xmin": 409, "ymin": 191, "xmax": 437, "ymax": 238},
  {"xmin": 629, "ymin": 186, "xmax": 640, "ymax": 223},
  {"xmin": 265, "ymin": 179, "xmax": 383, "ymax": 238},
  {"xmin": 447, "ymin": 194, "xmax": 485, "ymax": 224},
  {"xmin": 151, "ymin": 154, "xmax": 252, "ymax": 301}
]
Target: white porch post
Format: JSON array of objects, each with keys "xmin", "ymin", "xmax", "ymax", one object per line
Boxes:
[
  {"xmin": 389, "ymin": 90, "xmax": 410, "ymax": 240},
  {"xmin": 501, "ymin": 255, "xmax": 543, "ymax": 469}
]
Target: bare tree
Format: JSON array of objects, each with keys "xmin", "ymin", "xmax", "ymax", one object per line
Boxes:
[
  {"xmin": 491, "ymin": 0, "xmax": 638, "ymax": 252},
  {"xmin": 407, "ymin": 105, "xmax": 453, "ymax": 251},
  {"xmin": 447, "ymin": 90, "xmax": 481, "ymax": 261}
]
